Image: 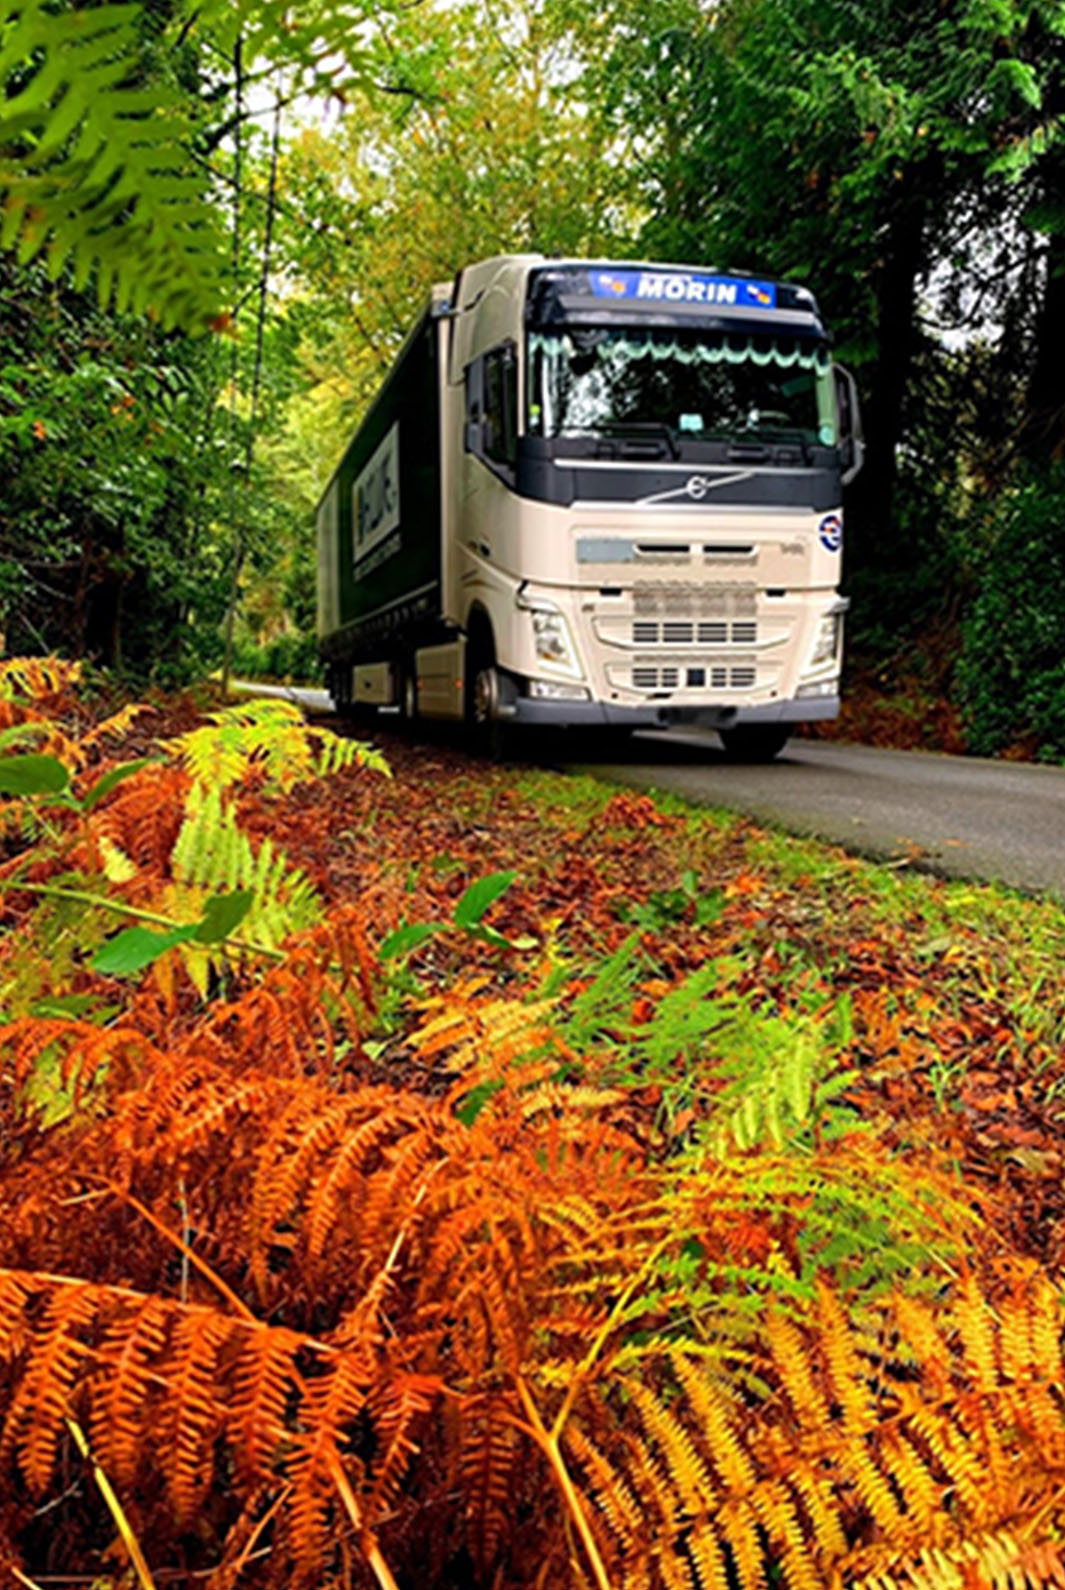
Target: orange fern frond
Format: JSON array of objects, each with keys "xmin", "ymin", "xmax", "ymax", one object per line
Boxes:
[
  {"xmin": 87, "ymin": 1295, "xmax": 170, "ymax": 1488},
  {"xmin": 162, "ymin": 1305, "xmax": 237, "ymax": 1523},
  {"xmin": 0, "ymin": 1279, "xmax": 99, "ymax": 1494},
  {"xmin": 228, "ymin": 1323, "xmax": 304, "ymax": 1488},
  {"xmin": 460, "ymin": 1394, "xmax": 527, "ymax": 1575}
]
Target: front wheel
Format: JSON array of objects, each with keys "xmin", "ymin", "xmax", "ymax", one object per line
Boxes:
[
  {"xmin": 465, "ymin": 636, "xmax": 510, "ymax": 759},
  {"xmin": 718, "ymin": 725, "xmax": 790, "ymax": 763}
]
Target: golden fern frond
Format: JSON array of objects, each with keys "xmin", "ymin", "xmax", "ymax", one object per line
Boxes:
[
  {"xmin": 849, "ymin": 1525, "xmax": 1065, "ymax": 1589},
  {"xmin": 0, "ymin": 655, "xmax": 81, "ymax": 703},
  {"xmin": 283, "ymin": 1350, "xmax": 371, "ymax": 1577},
  {"xmin": 748, "ymin": 1483, "xmax": 821, "ymax": 1590},
  {"xmin": 228, "ymin": 1324, "xmax": 304, "ymax": 1488},
  {"xmin": 79, "ymin": 700, "xmax": 155, "ymax": 752},
  {"xmin": 954, "ymin": 1274, "xmax": 999, "ymax": 1397},
  {"xmin": 162, "ymin": 696, "xmax": 388, "ymax": 796},
  {"xmin": 765, "ymin": 1311, "xmax": 830, "ymax": 1432},
  {"xmin": 365, "ymin": 1372, "xmax": 440, "ymax": 1523},
  {"xmin": 671, "ymin": 1353, "xmax": 754, "ymax": 1497},
  {"xmin": 162, "ymin": 1305, "xmax": 237, "ymax": 1523},
  {"xmin": 816, "ymin": 1280, "xmax": 876, "ymax": 1430},
  {"xmin": 628, "ymin": 1378, "xmax": 719, "ymax": 1518},
  {"xmin": 410, "ymin": 989, "xmax": 560, "ymax": 1079}
]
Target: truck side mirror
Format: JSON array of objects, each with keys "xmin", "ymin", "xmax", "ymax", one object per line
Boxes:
[
  {"xmin": 834, "ymin": 365, "xmax": 865, "ymax": 487},
  {"xmin": 464, "ymin": 419, "xmax": 482, "ymax": 453}
]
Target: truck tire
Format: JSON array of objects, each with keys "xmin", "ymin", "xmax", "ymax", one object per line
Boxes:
[
  {"xmin": 465, "ymin": 628, "xmax": 507, "ymax": 759},
  {"xmin": 718, "ymin": 725, "xmax": 790, "ymax": 762},
  {"xmin": 399, "ymin": 659, "xmax": 419, "ymax": 726}
]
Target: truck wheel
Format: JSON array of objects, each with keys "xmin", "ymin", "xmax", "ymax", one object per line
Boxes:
[
  {"xmin": 718, "ymin": 725, "xmax": 790, "ymax": 762},
  {"xmin": 327, "ymin": 663, "xmax": 349, "ymax": 717},
  {"xmin": 399, "ymin": 660, "xmax": 419, "ymax": 726},
  {"xmin": 465, "ymin": 636, "xmax": 507, "ymax": 759}
]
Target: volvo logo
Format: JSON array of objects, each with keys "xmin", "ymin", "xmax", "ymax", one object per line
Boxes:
[{"xmin": 685, "ymin": 476, "xmax": 711, "ymax": 500}]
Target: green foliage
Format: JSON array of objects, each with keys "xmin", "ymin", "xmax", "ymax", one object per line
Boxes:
[
  {"xmin": 163, "ymin": 696, "xmax": 389, "ymax": 795},
  {"xmin": 955, "ymin": 467, "xmax": 1065, "ymax": 760},
  {"xmin": 229, "ymin": 631, "xmax": 321, "ymax": 685},
  {"xmin": 380, "ymin": 871, "xmax": 526, "ymax": 960},
  {"xmin": 0, "ymin": 0, "xmax": 398, "ymax": 329},
  {"xmin": 0, "ymin": 255, "xmax": 237, "ymax": 675},
  {"xmin": 617, "ymin": 869, "xmax": 725, "ymax": 932},
  {"xmin": 0, "ymin": 0, "xmax": 224, "ymax": 328},
  {"xmin": 0, "ymin": 752, "xmax": 69, "ymax": 795},
  {"xmin": 92, "ymin": 888, "xmax": 253, "ymax": 975}
]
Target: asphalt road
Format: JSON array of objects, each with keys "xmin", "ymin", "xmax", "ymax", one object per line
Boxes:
[
  {"xmin": 568, "ymin": 731, "xmax": 1065, "ymax": 898},
  {"xmin": 235, "ymin": 682, "xmax": 1065, "ymax": 898}
]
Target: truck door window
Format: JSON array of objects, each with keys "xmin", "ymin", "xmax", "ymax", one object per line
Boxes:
[{"xmin": 483, "ymin": 345, "xmax": 517, "ymax": 466}]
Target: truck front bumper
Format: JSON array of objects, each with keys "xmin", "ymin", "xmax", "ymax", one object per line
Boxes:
[{"xmin": 502, "ymin": 695, "xmax": 840, "ymax": 730}]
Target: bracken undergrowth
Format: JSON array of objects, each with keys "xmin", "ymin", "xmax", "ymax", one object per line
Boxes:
[{"xmin": 2, "ymin": 661, "xmax": 1065, "ymax": 1588}]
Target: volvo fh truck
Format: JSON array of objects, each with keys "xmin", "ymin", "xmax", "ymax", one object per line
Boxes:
[{"xmin": 316, "ymin": 255, "xmax": 863, "ymax": 759}]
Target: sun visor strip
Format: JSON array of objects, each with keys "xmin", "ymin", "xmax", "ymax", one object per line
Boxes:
[{"xmin": 527, "ymin": 296, "xmax": 827, "ymax": 340}]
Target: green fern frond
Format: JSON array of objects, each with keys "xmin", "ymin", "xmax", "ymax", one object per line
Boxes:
[
  {"xmin": 170, "ymin": 785, "xmax": 323, "ymax": 956},
  {"xmin": 162, "ymin": 697, "xmax": 387, "ymax": 796},
  {"xmin": 0, "ymin": 0, "xmax": 225, "ymax": 327}
]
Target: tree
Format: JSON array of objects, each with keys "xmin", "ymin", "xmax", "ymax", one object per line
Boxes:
[
  {"xmin": 593, "ymin": 0, "xmax": 1065, "ymax": 573},
  {"xmin": 277, "ymin": 0, "xmax": 629, "ymax": 467}
]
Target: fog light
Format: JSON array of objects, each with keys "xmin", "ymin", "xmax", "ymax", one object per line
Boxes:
[
  {"xmin": 528, "ymin": 680, "xmax": 591, "ymax": 701},
  {"xmin": 796, "ymin": 679, "xmax": 839, "ymax": 699}
]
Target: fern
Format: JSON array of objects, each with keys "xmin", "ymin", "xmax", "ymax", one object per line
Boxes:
[
  {"xmin": 0, "ymin": 0, "xmax": 226, "ymax": 326},
  {"xmin": 169, "ymin": 783, "xmax": 323, "ymax": 956},
  {"xmin": 162, "ymin": 696, "xmax": 388, "ymax": 796},
  {"xmin": 568, "ymin": 1275, "xmax": 1065, "ymax": 1590}
]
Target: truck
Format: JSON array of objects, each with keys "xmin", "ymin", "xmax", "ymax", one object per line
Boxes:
[{"xmin": 315, "ymin": 254, "xmax": 863, "ymax": 759}]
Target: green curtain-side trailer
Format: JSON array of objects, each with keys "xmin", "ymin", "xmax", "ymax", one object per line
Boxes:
[{"xmin": 316, "ymin": 294, "xmax": 449, "ymax": 697}]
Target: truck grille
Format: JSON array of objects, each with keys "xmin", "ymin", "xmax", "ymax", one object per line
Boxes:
[
  {"xmin": 629, "ymin": 663, "xmax": 757, "ymax": 693},
  {"xmin": 630, "ymin": 620, "xmax": 758, "ymax": 647},
  {"xmin": 633, "ymin": 666, "xmax": 680, "ymax": 691}
]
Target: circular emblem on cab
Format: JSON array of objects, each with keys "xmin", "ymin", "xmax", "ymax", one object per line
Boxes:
[
  {"xmin": 818, "ymin": 512, "xmax": 843, "ymax": 552},
  {"xmin": 686, "ymin": 476, "xmax": 709, "ymax": 500}
]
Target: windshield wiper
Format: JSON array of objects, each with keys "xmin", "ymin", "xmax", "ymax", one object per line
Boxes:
[{"xmin": 598, "ymin": 421, "xmax": 680, "ymax": 460}]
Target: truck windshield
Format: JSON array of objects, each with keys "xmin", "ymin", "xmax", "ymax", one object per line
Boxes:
[{"xmin": 526, "ymin": 327, "xmax": 836, "ymax": 447}]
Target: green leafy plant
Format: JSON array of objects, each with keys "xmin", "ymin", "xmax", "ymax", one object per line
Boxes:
[
  {"xmin": 616, "ymin": 867, "xmax": 726, "ymax": 932},
  {"xmin": 380, "ymin": 870, "xmax": 531, "ymax": 959}
]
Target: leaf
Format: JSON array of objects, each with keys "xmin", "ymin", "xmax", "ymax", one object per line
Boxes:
[
  {"xmin": 0, "ymin": 723, "xmax": 49, "ymax": 753},
  {"xmin": 192, "ymin": 890, "xmax": 255, "ymax": 945},
  {"xmin": 453, "ymin": 871, "xmax": 516, "ymax": 929},
  {"xmin": 379, "ymin": 921, "xmax": 443, "ymax": 960},
  {"xmin": 0, "ymin": 753, "xmax": 70, "ymax": 796},
  {"xmin": 455, "ymin": 1079, "xmax": 505, "ymax": 1125},
  {"xmin": 29, "ymin": 993, "xmax": 117, "ymax": 1023},
  {"xmin": 80, "ymin": 759, "xmax": 150, "ymax": 811},
  {"xmin": 98, "ymin": 836, "xmax": 137, "ymax": 884},
  {"xmin": 92, "ymin": 925, "xmax": 193, "ymax": 976}
]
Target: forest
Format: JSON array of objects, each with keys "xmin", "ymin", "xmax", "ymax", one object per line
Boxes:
[
  {"xmin": 4, "ymin": 3, "xmax": 1065, "ymax": 1589},
  {"xmin": 1, "ymin": 0, "xmax": 1064, "ymax": 756}
]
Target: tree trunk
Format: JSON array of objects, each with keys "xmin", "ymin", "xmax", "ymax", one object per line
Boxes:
[
  {"xmin": 847, "ymin": 185, "xmax": 927, "ymax": 571},
  {"xmin": 1021, "ymin": 185, "xmax": 1065, "ymax": 467}
]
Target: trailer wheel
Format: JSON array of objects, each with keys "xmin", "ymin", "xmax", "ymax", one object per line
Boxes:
[
  {"xmin": 717, "ymin": 725, "xmax": 790, "ymax": 763},
  {"xmin": 399, "ymin": 659, "xmax": 419, "ymax": 726}
]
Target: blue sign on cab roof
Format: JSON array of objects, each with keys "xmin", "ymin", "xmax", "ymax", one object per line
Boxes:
[{"xmin": 588, "ymin": 268, "xmax": 778, "ymax": 310}]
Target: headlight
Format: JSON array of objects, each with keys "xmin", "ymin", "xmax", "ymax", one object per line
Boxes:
[
  {"xmin": 520, "ymin": 597, "xmax": 583, "ymax": 678},
  {"xmin": 808, "ymin": 611, "xmax": 842, "ymax": 669}
]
